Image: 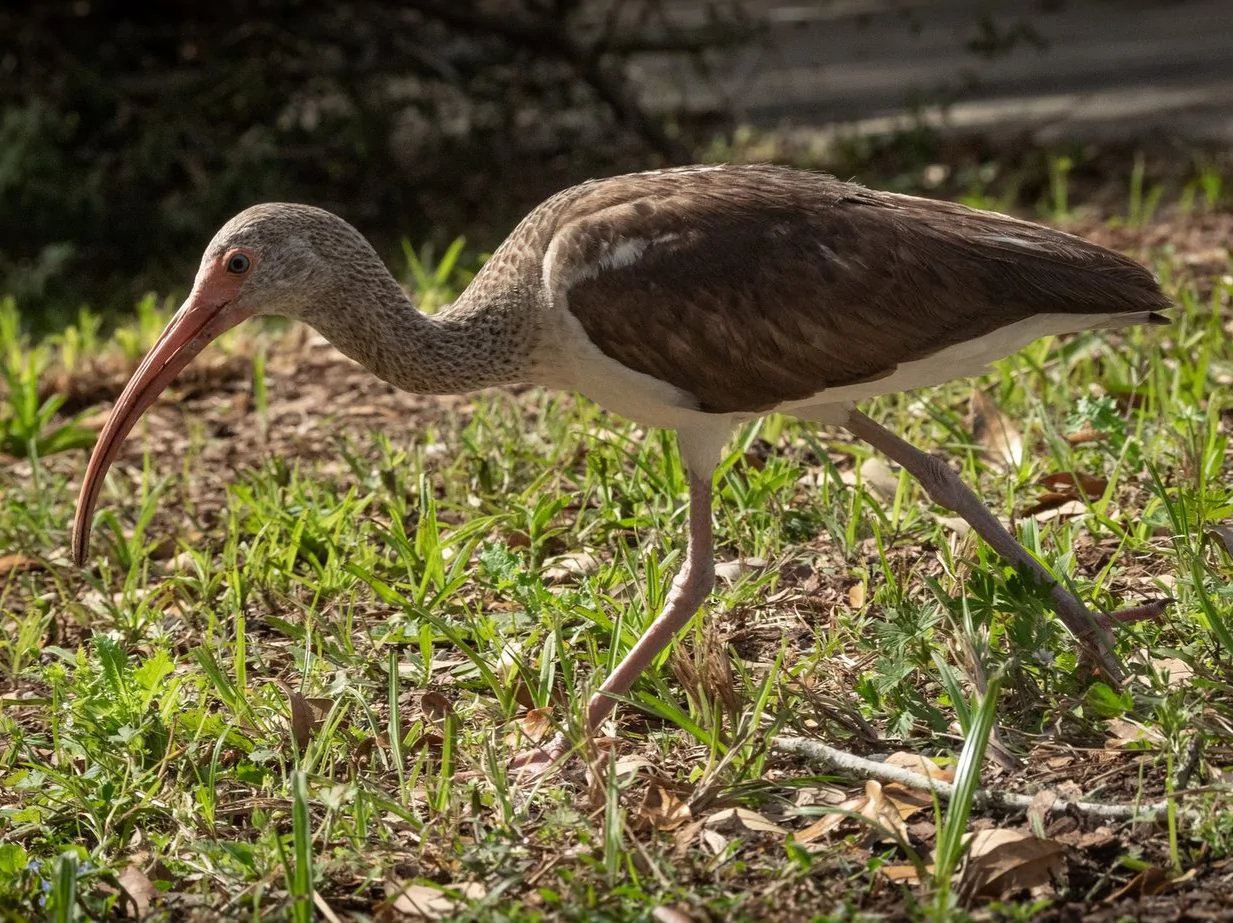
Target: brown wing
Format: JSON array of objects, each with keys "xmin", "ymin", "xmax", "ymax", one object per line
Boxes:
[{"xmin": 553, "ymin": 166, "xmax": 1168, "ymax": 414}]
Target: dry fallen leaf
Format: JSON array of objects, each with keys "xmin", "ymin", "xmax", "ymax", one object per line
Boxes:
[
  {"xmin": 848, "ymin": 581, "xmax": 866, "ymax": 609},
  {"xmin": 1065, "ymin": 426, "xmax": 1107, "ymax": 445},
  {"xmin": 385, "ymin": 881, "xmax": 486, "ymax": 919},
  {"xmin": 1106, "ymin": 866, "xmax": 1197, "ymax": 902},
  {"xmin": 714, "ymin": 557, "xmax": 764, "ymax": 584},
  {"xmin": 970, "ymin": 390, "xmax": 1023, "ymax": 471},
  {"xmin": 542, "ymin": 550, "xmax": 601, "ymax": 583},
  {"xmin": 419, "ymin": 691, "xmax": 453, "ymax": 722},
  {"xmin": 282, "ymin": 686, "xmax": 333, "ymax": 753},
  {"xmin": 1038, "ymin": 471, "xmax": 1109, "ymax": 497},
  {"xmin": 1151, "ymin": 656, "xmax": 1194, "ymax": 683},
  {"xmin": 959, "ymin": 829, "xmax": 1065, "ymax": 900},
  {"xmin": 639, "ymin": 783, "xmax": 693, "ymax": 831},
  {"xmin": 884, "ymin": 751, "xmax": 956, "ymax": 783},
  {"xmin": 701, "ymin": 827, "xmax": 729, "ymax": 856},
  {"xmin": 651, "ymin": 906, "xmax": 698, "ymax": 923},
  {"xmin": 505, "ymin": 707, "xmax": 554, "ymax": 748},
  {"xmin": 860, "ymin": 780, "xmax": 911, "ymax": 844},
  {"xmin": 1020, "ymin": 470, "xmax": 1109, "ymax": 515},
  {"xmin": 858, "ymin": 456, "xmax": 899, "ymax": 500},
  {"xmin": 0, "ymin": 554, "xmax": 39, "ymax": 577},
  {"xmin": 117, "ymin": 865, "xmax": 159, "ymax": 917},
  {"xmin": 1026, "ymin": 790, "xmax": 1058, "ymax": 838},
  {"xmin": 878, "ymin": 863, "xmax": 923, "ymax": 884},
  {"xmin": 1104, "ymin": 718, "xmax": 1165, "ymax": 749},
  {"xmin": 704, "ymin": 806, "xmax": 789, "ymax": 836},
  {"xmin": 1027, "ymin": 498, "xmax": 1087, "ymax": 523}
]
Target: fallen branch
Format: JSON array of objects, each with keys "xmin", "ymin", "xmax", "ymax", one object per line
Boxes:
[{"xmin": 772, "ymin": 736, "xmax": 1218, "ymax": 822}]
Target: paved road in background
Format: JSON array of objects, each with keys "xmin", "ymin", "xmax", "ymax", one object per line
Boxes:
[{"xmin": 641, "ymin": 0, "xmax": 1233, "ymax": 143}]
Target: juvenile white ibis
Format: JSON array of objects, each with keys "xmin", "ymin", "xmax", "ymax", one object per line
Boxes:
[{"xmin": 72, "ymin": 164, "xmax": 1168, "ymax": 762}]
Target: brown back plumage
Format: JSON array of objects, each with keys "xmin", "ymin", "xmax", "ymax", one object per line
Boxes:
[{"xmin": 541, "ymin": 165, "xmax": 1168, "ymax": 413}]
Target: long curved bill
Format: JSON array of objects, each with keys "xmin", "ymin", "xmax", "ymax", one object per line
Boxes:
[{"xmin": 71, "ymin": 292, "xmax": 254, "ymax": 565}]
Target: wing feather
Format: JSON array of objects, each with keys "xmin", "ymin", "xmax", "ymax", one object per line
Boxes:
[{"xmin": 545, "ymin": 166, "xmax": 1168, "ymax": 414}]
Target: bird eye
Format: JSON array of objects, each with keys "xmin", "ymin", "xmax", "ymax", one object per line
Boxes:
[{"xmin": 226, "ymin": 252, "xmax": 251, "ymax": 274}]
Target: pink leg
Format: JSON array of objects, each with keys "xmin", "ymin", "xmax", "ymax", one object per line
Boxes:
[
  {"xmin": 843, "ymin": 409, "xmax": 1123, "ymax": 682},
  {"xmin": 511, "ymin": 472, "xmax": 715, "ymax": 773},
  {"xmin": 584, "ymin": 471, "xmax": 716, "ymax": 729}
]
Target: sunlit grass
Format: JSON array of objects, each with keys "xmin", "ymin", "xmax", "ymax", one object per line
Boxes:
[{"xmin": 0, "ymin": 195, "xmax": 1230, "ymax": 920}]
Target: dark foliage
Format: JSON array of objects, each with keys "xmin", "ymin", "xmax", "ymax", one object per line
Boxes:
[{"xmin": 0, "ymin": 0, "xmax": 752, "ymax": 330}]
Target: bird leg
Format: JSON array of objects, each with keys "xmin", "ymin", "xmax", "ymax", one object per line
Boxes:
[
  {"xmin": 842, "ymin": 409, "xmax": 1123, "ymax": 683},
  {"xmin": 510, "ymin": 471, "xmax": 716, "ymax": 773},
  {"xmin": 585, "ymin": 470, "xmax": 717, "ymax": 730}
]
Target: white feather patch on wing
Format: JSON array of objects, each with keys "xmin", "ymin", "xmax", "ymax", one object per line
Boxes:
[{"xmin": 546, "ymin": 231, "xmax": 680, "ymax": 295}]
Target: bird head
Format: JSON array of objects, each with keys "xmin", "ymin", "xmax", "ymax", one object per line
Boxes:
[{"xmin": 70, "ymin": 203, "xmax": 372, "ymax": 565}]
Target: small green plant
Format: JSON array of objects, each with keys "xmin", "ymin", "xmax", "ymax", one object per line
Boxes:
[
  {"xmin": 0, "ymin": 297, "xmax": 98, "ymax": 458},
  {"xmin": 1126, "ymin": 152, "xmax": 1164, "ymax": 228},
  {"xmin": 1041, "ymin": 153, "xmax": 1073, "ymax": 221},
  {"xmin": 930, "ymin": 670, "xmax": 1004, "ymax": 913},
  {"xmin": 400, "ymin": 237, "xmax": 474, "ymax": 314},
  {"xmin": 112, "ymin": 293, "xmax": 171, "ymax": 364}
]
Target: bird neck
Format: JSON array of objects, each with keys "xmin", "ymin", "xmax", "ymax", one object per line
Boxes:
[{"xmin": 309, "ymin": 272, "xmax": 535, "ymax": 396}]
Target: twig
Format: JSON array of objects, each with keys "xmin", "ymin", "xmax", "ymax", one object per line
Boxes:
[{"xmin": 772, "ymin": 736, "xmax": 1216, "ymax": 822}]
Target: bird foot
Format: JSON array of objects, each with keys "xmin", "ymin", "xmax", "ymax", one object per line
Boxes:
[{"xmin": 508, "ymin": 732, "xmax": 569, "ymax": 779}]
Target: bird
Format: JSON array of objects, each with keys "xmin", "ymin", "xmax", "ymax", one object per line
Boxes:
[{"xmin": 71, "ymin": 163, "xmax": 1169, "ymax": 766}]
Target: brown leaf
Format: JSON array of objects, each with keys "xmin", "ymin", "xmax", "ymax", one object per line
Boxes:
[
  {"xmin": 284, "ymin": 687, "xmax": 332, "ymax": 753},
  {"xmin": 1065, "ymin": 427, "xmax": 1107, "ymax": 445},
  {"xmin": 505, "ymin": 707, "xmax": 554, "ymax": 748},
  {"xmin": 882, "ymin": 785, "xmax": 937, "ymax": 821},
  {"xmin": 1021, "ymin": 492, "xmax": 1082, "ymax": 518},
  {"xmin": 0, "ymin": 554, "xmax": 39, "ymax": 577},
  {"xmin": 960, "ymin": 829, "xmax": 1065, "ymax": 899},
  {"xmin": 704, "ymin": 807, "xmax": 788, "ymax": 836},
  {"xmin": 1027, "ymin": 499, "xmax": 1087, "ymax": 523},
  {"xmin": 117, "ymin": 865, "xmax": 159, "ymax": 917},
  {"xmin": 639, "ymin": 783, "xmax": 693, "ymax": 831},
  {"xmin": 1026, "ymin": 790, "xmax": 1058, "ymax": 837},
  {"xmin": 861, "ymin": 780, "xmax": 910, "ymax": 844},
  {"xmin": 1038, "ymin": 471, "xmax": 1110, "ymax": 497},
  {"xmin": 1106, "ymin": 866, "xmax": 1197, "ymax": 902},
  {"xmin": 419, "ymin": 691, "xmax": 453, "ymax": 722},
  {"xmin": 878, "ymin": 863, "xmax": 923, "ymax": 884},
  {"xmin": 1023, "ymin": 471, "xmax": 1110, "ymax": 518},
  {"xmin": 714, "ymin": 557, "xmax": 764, "ymax": 584},
  {"xmin": 847, "ymin": 581, "xmax": 866, "ymax": 609},
  {"xmin": 1104, "ymin": 718, "xmax": 1165, "ymax": 749},
  {"xmin": 970, "ymin": 390, "xmax": 1023, "ymax": 471},
  {"xmin": 1150, "ymin": 656, "xmax": 1194, "ymax": 683},
  {"xmin": 794, "ymin": 795, "xmax": 866, "ymax": 845},
  {"xmin": 701, "ymin": 827, "xmax": 729, "ymax": 856},
  {"xmin": 884, "ymin": 751, "xmax": 956, "ymax": 784}
]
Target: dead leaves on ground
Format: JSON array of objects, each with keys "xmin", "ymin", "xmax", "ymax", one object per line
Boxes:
[
  {"xmin": 970, "ymin": 389, "xmax": 1024, "ymax": 471},
  {"xmin": 381, "ymin": 880, "xmax": 487, "ymax": 921},
  {"xmin": 959, "ymin": 829, "xmax": 1067, "ymax": 900}
]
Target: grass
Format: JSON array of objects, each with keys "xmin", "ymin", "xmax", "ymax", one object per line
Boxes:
[{"xmin": 0, "ymin": 175, "xmax": 1231, "ymax": 921}]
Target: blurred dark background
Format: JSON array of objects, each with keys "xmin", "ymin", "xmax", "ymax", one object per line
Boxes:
[{"xmin": 2, "ymin": 0, "xmax": 1230, "ymax": 332}]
